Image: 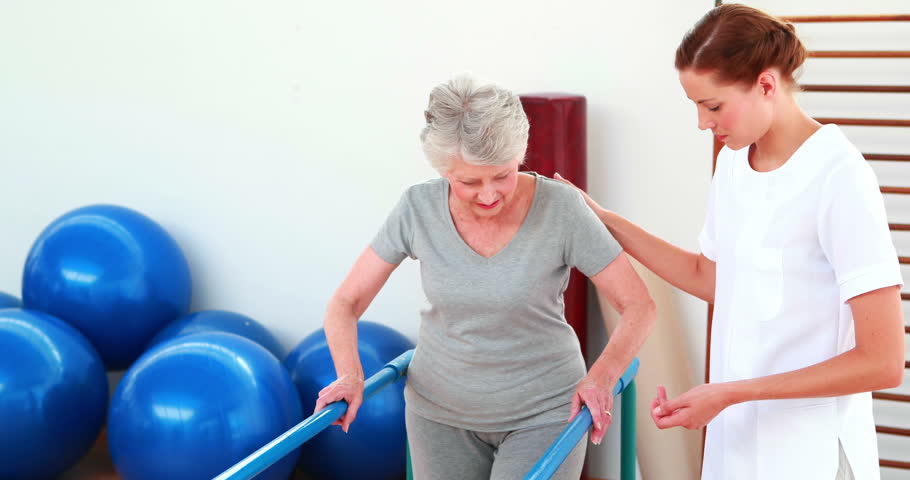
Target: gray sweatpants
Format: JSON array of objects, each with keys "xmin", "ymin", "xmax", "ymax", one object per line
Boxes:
[{"xmin": 406, "ymin": 409, "xmax": 587, "ymax": 480}]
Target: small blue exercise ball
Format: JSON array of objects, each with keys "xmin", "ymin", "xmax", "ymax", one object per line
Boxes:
[
  {"xmin": 148, "ymin": 309, "xmax": 286, "ymax": 359},
  {"xmin": 22, "ymin": 204, "xmax": 192, "ymax": 370},
  {"xmin": 0, "ymin": 308, "xmax": 108, "ymax": 479},
  {"xmin": 285, "ymin": 321, "xmax": 415, "ymax": 480},
  {"xmin": 0, "ymin": 291, "xmax": 22, "ymax": 308},
  {"xmin": 108, "ymin": 332, "xmax": 303, "ymax": 480}
]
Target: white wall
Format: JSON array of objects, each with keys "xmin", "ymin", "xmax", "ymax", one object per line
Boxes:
[{"xmin": 0, "ymin": 0, "xmax": 712, "ymax": 358}]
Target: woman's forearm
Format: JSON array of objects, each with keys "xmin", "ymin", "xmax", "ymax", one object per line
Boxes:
[
  {"xmin": 589, "ymin": 299, "xmax": 657, "ymax": 389},
  {"xmin": 320, "ymin": 247, "xmax": 400, "ymax": 381},
  {"xmin": 323, "ymin": 298, "xmax": 364, "ymax": 380},
  {"xmin": 725, "ymin": 347, "xmax": 903, "ymax": 407},
  {"xmin": 597, "ymin": 208, "xmax": 715, "ymax": 303},
  {"xmin": 727, "ymin": 287, "xmax": 905, "ymax": 405}
]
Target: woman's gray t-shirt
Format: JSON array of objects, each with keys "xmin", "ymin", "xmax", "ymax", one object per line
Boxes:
[{"xmin": 371, "ymin": 173, "xmax": 622, "ymax": 431}]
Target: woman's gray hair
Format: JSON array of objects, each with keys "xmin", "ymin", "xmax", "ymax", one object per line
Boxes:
[{"xmin": 420, "ymin": 74, "xmax": 529, "ymax": 172}]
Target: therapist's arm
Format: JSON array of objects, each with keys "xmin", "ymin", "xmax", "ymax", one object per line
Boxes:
[
  {"xmin": 555, "ymin": 173, "xmax": 716, "ymax": 303},
  {"xmin": 652, "ymin": 285, "xmax": 905, "ymax": 430}
]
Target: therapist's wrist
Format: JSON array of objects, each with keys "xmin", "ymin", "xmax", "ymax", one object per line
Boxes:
[{"xmin": 721, "ymin": 380, "xmax": 757, "ymax": 406}]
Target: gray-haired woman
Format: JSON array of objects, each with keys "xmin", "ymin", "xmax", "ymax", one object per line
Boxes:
[{"xmin": 314, "ymin": 74, "xmax": 655, "ymax": 479}]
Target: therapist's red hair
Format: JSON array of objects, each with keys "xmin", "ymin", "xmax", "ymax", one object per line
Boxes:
[{"xmin": 675, "ymin": 4, "xmax": 808, "ymax": 87}]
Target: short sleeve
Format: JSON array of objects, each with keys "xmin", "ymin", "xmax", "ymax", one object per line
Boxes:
[
  {"xmin": 564, "ymin": 189, "xmax": 622, "ymax": 277},
  {"xmin": 370, "ymin": 190, "xmax": 415, "ymax": 264},
  {"xmin": 699, "ymin": 153, "xmax": 725, "ymax": 262},
  {"xmin": 818, "ymin": 161, "xmax": 903, "ymax": 303}
]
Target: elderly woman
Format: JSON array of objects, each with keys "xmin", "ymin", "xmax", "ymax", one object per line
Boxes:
[{"xmin": 314, "ymin": 74, "xmax": 655, "ymax": 479}]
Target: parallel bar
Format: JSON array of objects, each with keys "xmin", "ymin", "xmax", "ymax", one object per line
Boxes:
[
  {"xmin": 809, "ymin": 51, "xmax": 910, "ymax": 58},
  {"xmin": 881, "ymin": 459, "xmax": 910, "ymax": 469},
  {"xmin": 897, "ymin": 257, "xmax": 910, "ymax": 265},
  {"xmin": 815, "ymin": 117, "xmax": 910, "ymax": 127},
  {"xmin": 620, "ymin": 380, "xmax": 637, "ymax": 480},
  {"xmin": 877, "ymin": 425, "xmax": 910, "ymax": 437},
  {"xmin": 889, "ymin": 223, "xmax": 910, "ymax": 231},
  {"xmin": 782, "ymin": 15, "xmax": 910, "ymax": 22},
  {"xmin": 901, "ymin": 293, "xmax": 909, "ymax": 301},
  {"xmin": 866, "ymin": 154, "xmax": 910, "ymax": 162},
  {"xmin": 213, "ymin": 350, "xmax": 414, "ymax": 480},
  {"xmin": 881, "ymin": 187, "xmax": 910, "ymax": 194},
  {"xmin": 524, "ymin": 358, "xmax": 640, "ymax": 480},
  {"xmin": 802, "ymin": 85, "xmax": 910, "ymax": 93},
  {"xmin": 874, "ymin": 392, "xmax": 910, "ymax": 403}
]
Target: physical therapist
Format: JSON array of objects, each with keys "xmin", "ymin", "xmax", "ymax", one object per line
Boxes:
[{"xmin": 558, "ymin": 4, "xmax": 905, "ymax": 479}]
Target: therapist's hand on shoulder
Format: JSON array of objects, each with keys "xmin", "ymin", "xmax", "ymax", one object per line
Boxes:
[
  {"xmin": 569, "ymin": 376, "xmax": 614, "ymax": 445},
  {"xmin": 651, "ymin": 384, "xmax": 731, "ymax": 430},
  {"xmin": 314, "ymin": 374, "xmax": 365, "ymax": 433}
]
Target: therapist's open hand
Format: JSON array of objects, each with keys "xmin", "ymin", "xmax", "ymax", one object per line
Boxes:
[{"xmin": 651, "ymin": 384, "xmax": 733, "ymax": 430}]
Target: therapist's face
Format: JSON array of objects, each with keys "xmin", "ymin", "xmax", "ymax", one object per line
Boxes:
[
  {"xmin": 444, "ymin": 155, "xmax": 522, "ymax": 218},
  {"xmin": 679, "ymin": 68, "xmax": 775, "ymax": 151}
]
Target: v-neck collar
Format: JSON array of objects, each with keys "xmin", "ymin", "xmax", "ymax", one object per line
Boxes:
[{"xmin": 442, "ymin": 172, "xmax": 542, "ymax": 261}]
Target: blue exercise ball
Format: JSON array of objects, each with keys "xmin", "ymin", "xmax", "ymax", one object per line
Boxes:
[
  {"xmin": 22, "ymin": 204, "xmax": 192, "ymax": 370},
  {"xmin": 0, "ymin": 291, "xmax": 22, "ymax": 308},
  {"xmin": 148, "ymin": 309, "xmax": 286, "ymax": 359},
  {"xmin": 108, "ymin": 332, "xmax": 303, "ymax": 480},
  {"xmin": 0, "ymin": 308, "xmax": 108, "ymax": 479},
  {"xmin": 285, "ymin": 320, "xmax": 415, "ymax": 480}
]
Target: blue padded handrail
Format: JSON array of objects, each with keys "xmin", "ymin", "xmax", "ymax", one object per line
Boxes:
[
  {"xmin": 215, "ymin": 350, "xmax": 638, "ymax": 480},
  {"xmin": 212, "ymin": 349, "xmax": 414, "ymax": 480},
  {"xmin": 523, "ymin": 358, "xmax": 640, "ymax": 480}
]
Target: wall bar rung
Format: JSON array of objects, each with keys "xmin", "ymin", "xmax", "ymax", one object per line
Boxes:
[
  {"xmin": 874, "ymin": 392, "xmax": 910, "ymax": 403},
  {"xmin": 866, "ymin": 154, "xmax": 910, "ymax": 162},
  {"xmin": 815, "ymin": 118, "xmax": 910, "ymax": 127},
  {"xmin": 782, "ymin": 15, "xmax": 910, "ymax": 23},
  {"xmin": 881, "ymin": 459, "xmax": 910, "ymax": 469},
  {"xmin": 810, "ymin": 51, "xmax": 910, "ymax": 58},
  {"xmin": 877, "ymin": 425, "xmax": 910, "ymax": 437},
  {"xmin": 802, "ymin": 85, "xmax": 910, "ymax": 93}
]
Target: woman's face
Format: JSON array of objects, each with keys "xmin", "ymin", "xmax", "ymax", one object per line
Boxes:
[
  {"xmin": 678, "ymin": 69, "xmax": 774, "ymax": 151},
  {"xmin": 444, "ymin": 155, "xmax": 522, "ymax": 218}
]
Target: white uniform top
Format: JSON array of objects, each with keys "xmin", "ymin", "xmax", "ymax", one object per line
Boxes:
[{"xmin": 700, "ymin": 124, "xmax": 902, "ymax": 480}]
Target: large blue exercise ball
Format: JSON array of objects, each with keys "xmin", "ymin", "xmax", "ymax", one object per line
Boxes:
[
  {"xmin": 22, "ymin": 204, "xmax": 192, "ymax": 370},
  {"xmin": 0, "ymin": 291, "xmax": 22, "ymax": 308},
  {"xmin": 108, "ymin": 332, "xmax": 303, "ymax": 480},
  {"xmin": 148, "ymin": 309, "xmax": 286, "ymax": 359},
  {"xmin": 285, "ymin": 321, "xmax": 415, "ymax": 480},
  {"xmin": 0, "ymin": 308, "xmax": 108, "ymax": 479}
]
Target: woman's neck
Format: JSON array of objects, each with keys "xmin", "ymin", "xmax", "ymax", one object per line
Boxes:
[{"xmin": 750, "ymin": 98, "xmax": 822, "ymax": 172}]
